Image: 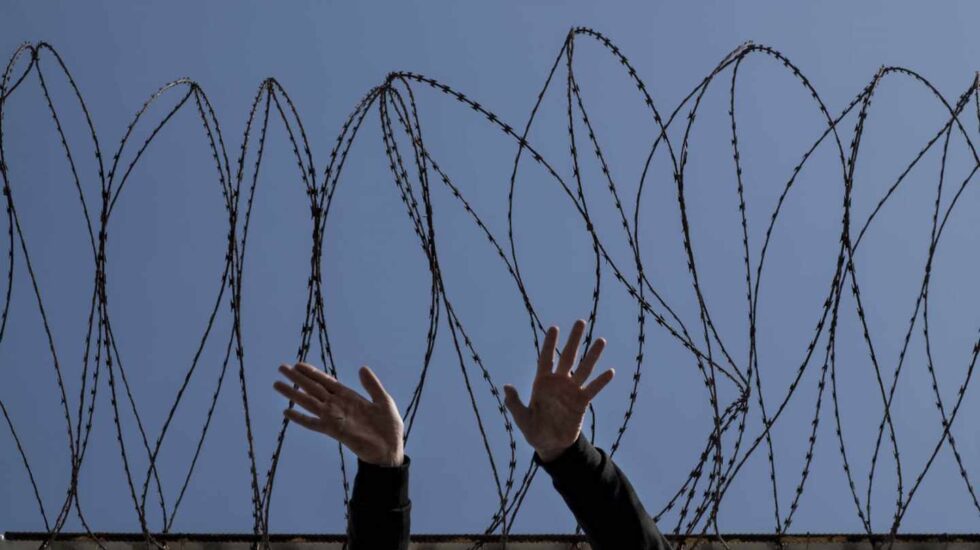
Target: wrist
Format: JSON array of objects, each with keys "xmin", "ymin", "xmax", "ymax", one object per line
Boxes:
[
  {"xmin": 365, "ymin": 448, "xmax": 404, "ymax": 467},
  {"xmin": 386, "ymin": 451, "xmax": 405, "ymax": 467},
  {"xmin": 535, "ymin": 444, "xmax": 570, "ymax": 463}
]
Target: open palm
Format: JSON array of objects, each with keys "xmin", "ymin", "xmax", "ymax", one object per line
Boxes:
[
  {"xmin": 273, "ymin": 362, "xmax": 405, "ymax": 467},
  {"xmin": 504, "ymin": 319, "xmax": 615, "ymax": 462}
]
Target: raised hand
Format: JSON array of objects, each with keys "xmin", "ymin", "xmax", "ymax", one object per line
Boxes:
[
  {"xmin": 273, "ymin": 362, "xmax": 405, "ymax": 467},
  {"xmin": 503, "ymin": 319, "xmax": 615, "ymax": 463}
]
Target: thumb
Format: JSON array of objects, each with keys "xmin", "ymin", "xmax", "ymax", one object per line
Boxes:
[
  {"xmin": 359, "ymin": 365, "xmax": 391, "ymax": 404},
  {"xmin": 503, "ymin": 384, "xmax": 530, "ymax": 430}
]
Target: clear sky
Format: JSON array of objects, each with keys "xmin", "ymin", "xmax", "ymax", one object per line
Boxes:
[{"xmin": 2, "ymin": 0, "xmax": 980, "ymax": 537}]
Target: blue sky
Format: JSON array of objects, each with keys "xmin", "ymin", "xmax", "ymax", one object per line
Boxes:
[{"xmin": 2, "ymin": 0, "xmax": 980, "ymax": 536}]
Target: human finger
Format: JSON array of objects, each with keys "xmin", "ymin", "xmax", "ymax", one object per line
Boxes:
[
  {"xmin": 537, "ymin": 326, "xmax": 559, "ymax": 376},
  {"xmin": 273, "ymin": 380, "xmax": 323, "ymax": 415},
  {"xmin": 502, "ymin": 384, "xmax": 531, "ymax": 433},
  {"xmin": 278, "ymin": 364, "xmax": 329, "ymax": 401},
  {"xmin": 571, "ymin": 337, "xmax": 606, "ymax": 386},
  {"xmin": 556, "ymin": 319, "xmax": 586, "ymax": 376},
  {"xmin": 295, "ymin": 362, "xmax": 367, "ymax": 404},
  {"xmin": 283, "ymin": 408, "xmax": 320, "ymax": 432},
  {"xmin": 359, "ymin": 365, "xmax": 392, "ymax": 405},
  {"xmin": 582, "ymin": 368, "xmax": 615, "ymax": 402}
]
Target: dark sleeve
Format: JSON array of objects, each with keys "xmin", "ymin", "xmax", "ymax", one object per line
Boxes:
[
  {"xmin": 347, "ymin": 454, "xmax": 411, "ymax": 550},
  {"xmin": 535, "ymin": 435, "xmax": 672, "ymax": 550}
]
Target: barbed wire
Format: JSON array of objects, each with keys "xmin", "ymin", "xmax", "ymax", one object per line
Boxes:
[{"xmin": 1, "ymin": 27, "xmax": 979, "ymax": 550}]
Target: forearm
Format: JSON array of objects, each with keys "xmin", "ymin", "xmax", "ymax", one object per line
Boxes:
[
  {"xmin": 347, "ymin": 454, "xmax": 412, "ymax": 550},
  {"xmin": 536, "ymin": 435, "xmax": 672, "ymax": 550}
]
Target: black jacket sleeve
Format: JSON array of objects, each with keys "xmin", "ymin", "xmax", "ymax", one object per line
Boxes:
[
  {"xmin": 347, "ymin": 454, "xmax": 411, "ymax": 550},
  {"xmin": 535, "ymin": 434, "xmax": 672, "ymax": 550}
]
